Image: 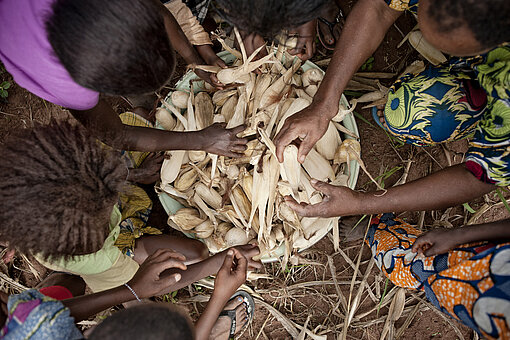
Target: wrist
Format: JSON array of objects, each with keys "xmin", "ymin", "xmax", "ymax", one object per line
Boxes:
[{"xmin": 311, "ymin": 98, "xmax": 339, "ymax": 120}]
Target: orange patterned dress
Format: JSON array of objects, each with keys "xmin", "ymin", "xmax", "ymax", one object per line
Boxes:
[{"xmin": 366, "ymin": 213, "xmax": 510, "ymax": 339}]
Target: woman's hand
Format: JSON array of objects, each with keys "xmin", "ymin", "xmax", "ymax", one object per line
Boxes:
[
  {"xmin": 127, "ymin": 249, "xmax": 187, "ymax": 298},
  {"xmin": 195, "ymin": 45, "xmax": 227, "ymax": 88},
  {"xmin": 197, "ymin": 123, "xmax": 248, "ymax": 157},
  {"xmin": 288, "ymin": 19, "xmax": 317, "ymax": 61},
  {"xmin": 274, "ymin": 103, "xmax": 334, "ymax": 163},
  {"xmin": 213, "ymin": 248, "xmax": 248, "ymax": 300},
  {"xmin": 284, "ymin": 179, "xmax": 362, "ymax": 217},
  {"xmin": 412, "ymin": 229, "xmax": 460, "ymax": 257}
]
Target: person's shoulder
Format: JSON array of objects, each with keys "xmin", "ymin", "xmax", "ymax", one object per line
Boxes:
[{"xmin": 0, "ymin": 0, "xmax": 99, "ymax": 110}]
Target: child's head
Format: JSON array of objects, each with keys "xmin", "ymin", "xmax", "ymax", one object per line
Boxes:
[
  {"xmin": 46, "ymin": 0, "xmax": 175, "ymax": 96},
  {"xmin": 0, "ymin": 120, "xmax": 126, "ymax": 260},
  {"xmin": 419, "ymin": 0, "xmax": 509, "ymax": 56},
  {"xmin": 215, "ymin": 0, "xmax": 328, "ymax": 38},
  {"xmin": 88, "ymin": 303, "xmax": 194, "ymax": 340}
]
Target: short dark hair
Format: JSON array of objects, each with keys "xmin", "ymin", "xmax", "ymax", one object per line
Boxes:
[
  {"xmin": 0, "ymin": 120, "xmax": 126, "ymax": 260},
  {"xmin": 427, "ymin": 0, "xmax": 510, "ymax": 49},
  {"xmin": 214, "ymin": 0, "xmax": 328, "ymax": 38},
  {"xmin": 46, "ymin": 0, "xmax": 175, "ymax": 96},
  {"xmin": 88, "ymin": 303, "xmax": 194, "ymax": 340}
]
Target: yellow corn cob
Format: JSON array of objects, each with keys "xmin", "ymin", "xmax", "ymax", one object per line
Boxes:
[{"xmin": 174, "ymin": 168, "xmax": 198, "ymax": 192}]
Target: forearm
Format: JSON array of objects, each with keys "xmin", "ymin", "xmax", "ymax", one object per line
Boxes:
[
  {"xmin": 314, "ymin": 0, "xmax": 401, "ymax": 116},
  {"xmin": 194, "ymin": 292, "xmax": 230, "ymax": 340},
  {"xmin": 354, "ymin": 164, "xmax": 496, "ymax": 214},
  {"xmin": 452, "ymin": 219, "xmax": 510, "ymax": 245},
  {"xmin": 161, "ymin": 3, "xmax": 205, "ymax": 65},
  {"xmin": 62, "ymin": 285, "xmax": 133, "ymax": 322},
  {"xmin": 159, "ymin": 251, "xmax": 226, "ymax": 291}
]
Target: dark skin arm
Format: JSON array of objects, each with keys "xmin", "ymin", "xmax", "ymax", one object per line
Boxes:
[
  {"xmin": 159, "ymin": 2, "xmax": 224, "ymax": 86},
  {"xmin": 69, "ymin": 100, "xmax": 247, "ymax": 155},
  {"xmin": 286, "ymin": 164, "xmax": 496, "ymax": 217},
  {"xmin": 62, "ymin": 249, "xmax": 186, "ymax": 322},
  {"xmin": 195, "ymin": 248, "xmax": 248, "ymax": 340},
  {"xmin": 274, "ymin": 0, "xmax": 402, "ymax": 163},
  {"xmin": 412, "ymin": 219, "xmax": 510, "ymax": 257},
  {"xmin": 158, "ymin": 244, "xmax": 261, "ymax": 292}
]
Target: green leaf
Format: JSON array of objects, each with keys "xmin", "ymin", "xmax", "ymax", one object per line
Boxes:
[
  {"xmin": 1, "ymin": 81, "xmax": 11, "ymax": 90},
  {"xmin": 0, "ymin": 90, "xmax": 8, "ymax": 98},
  {"xmin": 496, "ymin": 188, "xmax": 510, "ymax": 214},
  {"xmin": 462, "ymin": 203, "xmax": 476, "ymax": 214}
]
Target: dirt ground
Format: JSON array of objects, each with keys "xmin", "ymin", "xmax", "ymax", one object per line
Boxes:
[{"xmin": 0, "ymin": 2, "xmax": 509, "ymax": 339}]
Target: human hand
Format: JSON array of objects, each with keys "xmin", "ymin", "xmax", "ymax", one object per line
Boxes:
[
  {"xmin": 240, "ymin": 32, "xmax": 267, "ymax": 61},
  {"xmin": 274, "ymin": 103, "xmax": 333, "ymax": 163},
  {"xmin": 197, "ymin": 123, "xmax": 248, "ymax": 157},
  {"xmin": 230, "ymin": 244, "xmax": 262, "ymax": 270},
  {"xmin": 128, "ymin": 152, "xmax": 165, "ymax": 184},
  {"xmin": 411, "ymin": 229, "xmax": 460, "ymax": 257},
  {"xmin": 288, "ymin": 20, "xmax": 317, "ymax": 60},
  {"xmin": 213, "ymin": 248, "xmax": 248, "ymax": 300},
  {"xmin": 127, "ymin": 249, "xmax": 187, "ymax": 298},
  {"xmin": 284, "ymin": 179, "xmax": 361, "ymax": 217},
  {"xmin": 195, "ymin": 45, "xmax": 227, "ymax": 88}
]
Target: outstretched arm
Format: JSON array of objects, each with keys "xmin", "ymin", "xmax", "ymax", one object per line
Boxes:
[
  {"xmin": 286, "ymin": 164, "xmax": 496, "ymax": 217},
  {"xmin": 412, "ymin": 219, "xmax": 510, "ymax": 256},
  {"xmin": 69, "ymin": 99, "xmax": 247, "ymax": 155},
  {"xmin": 274, "ymin": 0, "xmax": 402, "ymax": 162}
]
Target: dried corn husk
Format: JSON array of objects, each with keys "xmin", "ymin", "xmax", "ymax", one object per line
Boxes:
[
  {"xmin": 171, "ymin": 90, "xmax": 189, "ymax": 109},
  {"xmin": 169, "ymin": 208, "xmax": 204, "ymax": 230},
  {"xmin": 158, "ymin": 36, "xmax": 361, "ymax": 258},
  {"xmin": 408, "ymin": 30, "xmax": 447, "ymax": 65}
]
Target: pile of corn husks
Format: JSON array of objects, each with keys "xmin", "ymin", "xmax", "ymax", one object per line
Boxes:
[{"xmin": 157, "ymin": 30, "xmax": 361, "ymax": 262}]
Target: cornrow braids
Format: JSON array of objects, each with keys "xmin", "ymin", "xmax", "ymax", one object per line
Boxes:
[
  {"xmin": 428, "ymin": 0, "xmax": 510, "ymax": 49},
  {"xmin": 0, "ymin": 120, "xmax": 127, "ymax": 260},
  {"xmin": 214, "ymin": 0, "xmax": 328, "ymax": 38}
]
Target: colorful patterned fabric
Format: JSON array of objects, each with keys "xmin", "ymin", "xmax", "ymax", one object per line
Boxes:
[
  {"xmin": 366, "ymin": 213, "xmax": 510, "ymax": 339},
  {"xmin": 384, "ymin": 0, "xmax": 418, "ymax": 13},
  {"xmin": 0, "ymin": 289, "xmax": 82, "ymax": 340},
  {"xmin": 162, "ymin": 0, "xmax": 211, "ymax": 23},
  {"xmin": 381, "ymin": 45, "xmax": 510, "ymax": 186},
  {"xmin": 117, "ymin": 112, "xmax": 163, "ymax": 257}
]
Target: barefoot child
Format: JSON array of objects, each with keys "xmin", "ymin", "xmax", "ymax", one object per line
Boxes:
[
  {"xmin": 0, "ymin": 121, "xmax": 261, "ymax": 294},
  {"xmin": 0, "ymin": 0, "xmax": 246, "ymax": 156}
]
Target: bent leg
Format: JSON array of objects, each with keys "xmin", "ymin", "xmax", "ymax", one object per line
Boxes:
[
  {"xmin": 365, "ymin": 213, "xmax": 510, "ymax": 338},
  {"xmin": 382, "ymin": 65, "xmax": 487, "ymax": 146}
]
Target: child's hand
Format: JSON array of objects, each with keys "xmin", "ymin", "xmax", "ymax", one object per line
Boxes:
[
  {"xmin": 127, "ymin": 249, "xmax": 187, "ymax": 298},
  {"xmin": 198, "ymin": 123, "xmax": 248, "ymax": 158},
  {"xmin": 230, "ymin": 244, "xmax": 262, "ymax": 270},
  {"xmin": 127, "ymin": 152, "xmax": 165, "ymax": 184},
  {"xmin": 412, "ymin": 229, "xmax": 459, "ymax": 257},
  {"xmin": 213, "ymin": 248, "xmax": 248, "ymax": 300},
  {"xmin": 195, "ymin": 45, "xmax": 227, "ymax": 88}
]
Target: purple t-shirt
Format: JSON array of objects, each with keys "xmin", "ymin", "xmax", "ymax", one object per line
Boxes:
[{"xmin": 0, "ymin": 0, "xmax": 99, "ymax": 110}]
